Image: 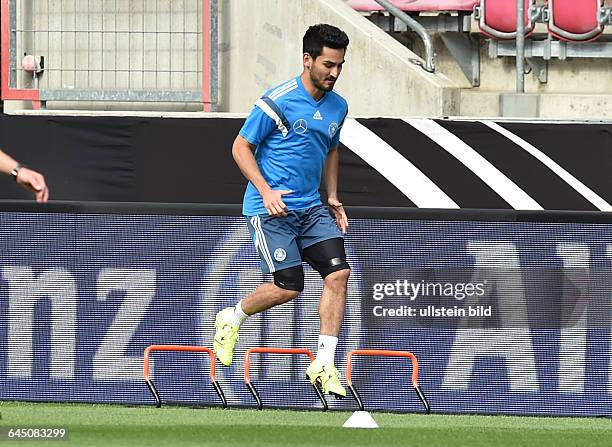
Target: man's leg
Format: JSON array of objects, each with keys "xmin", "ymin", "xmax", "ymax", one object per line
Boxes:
[
  {"xmin": 241, "ymin": 282, "xmax": 300, "ymax": 314},
  {"xmin": 214, "ymin": 281, "xmax": 300, "ymax": 366},
  {"xmin": 302, "ymin": 237, "xmax": 351, "ymax": 397},
  {"xmin": 319, "ymin": 268, "xmax": 350, "ymax": 336},
  {"xmin": 214, "ymin": 267, "xmax": 303, "ymax": 366},
  {"xmin": 214, "ymin": 214, "xmax": 303, "ymax": 366},
  {"xmin": 317, "ymin": 268, "xmax": 350, "ymax": 364}
]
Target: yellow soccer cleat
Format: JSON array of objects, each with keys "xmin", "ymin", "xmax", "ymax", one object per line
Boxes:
[
  {"xmin": 213, "ymin": 308, "xmax": 240, "ymax": 366},
  {"xmin": 306, "ymin": 360, "xmax": 346, "ymax": 398}
]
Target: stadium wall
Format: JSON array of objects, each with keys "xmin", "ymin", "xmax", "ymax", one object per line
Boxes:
[
  {"xmin": 0, "ymin": 203, "xmax": 611, "ymax": 417},
  {"xmin": 1, "ymin": 114, "xmax": 612, "ymax": 415},
  {"xmin": 215, "ymin": 0, "xmax": 459, "ymax": 117},
  {"xmin": 1, "ymin": 113, "xmax": 611, "ymax": 211}
]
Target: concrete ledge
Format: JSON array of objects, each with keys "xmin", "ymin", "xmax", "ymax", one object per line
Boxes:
[
  {"xmin": 459, "ymin": 90, "xmax": 500, "ymax": 117},
  {"xmin": 500, "ymin": 93, "xmax": 540, "ymax": 118},
  {"xmin": 539, "ymin": 94, "xmax": 612, "ymax": 120},
  {"xmin": 459, "ymin": 91, "xmax": 612, "ymax": 120}
]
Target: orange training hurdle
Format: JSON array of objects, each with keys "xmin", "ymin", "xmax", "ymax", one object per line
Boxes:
[
  {"xmin": 244, "ymin": 347, "xmax": 328, "ymax": 411},
  {"xmin": 143, "ymin": 345, "xmax": 227, "ymax": 408},
  {"xmin": 346, "ymin": 349, "xmax": 430, "ymax": 414}
]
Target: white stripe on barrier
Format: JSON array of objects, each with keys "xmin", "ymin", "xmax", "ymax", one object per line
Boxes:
[
  {"xmin": 405, "ymin": 118, "xmax": 543, "ymax": 210},
  {"xmin": 340, "ymin": 118, "xmax": 459, "ymax": 208},
  {"xmin": 482, "ymin": 120, "xmax": 612, "ymax": 211}
]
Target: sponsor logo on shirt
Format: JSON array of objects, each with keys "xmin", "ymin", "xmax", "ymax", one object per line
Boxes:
[{"xmin": 293, "ymin": 119, "xmax": 308, "ymax": 134}]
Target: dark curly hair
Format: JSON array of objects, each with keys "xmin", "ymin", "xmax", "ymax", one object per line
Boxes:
[{"xmin": 303, "ymin": 24, "xmax": 349, "ymax": 60}]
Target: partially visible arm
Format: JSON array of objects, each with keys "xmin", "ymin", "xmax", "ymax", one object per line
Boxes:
[
  {"xmin": 232, "ymin": 135, "xmax": 291, "ymax": 217},
  {"xmin": 0, "ymin": 149, "xmax": 49, "ymax": 203},
  {"xmin": 232, "ymin": 135, "xmax": 271, "ymax": 197},
  {"xmin": 324, "ymin": 147, "xmax": 342, "ymax": 201},
  {"xmin": 324, "ymin": 147, "xmax": 348, "ymax": 233},
  {"xmin": 0, "ymin": 149, "xmax": 19, "ymax": 175}
]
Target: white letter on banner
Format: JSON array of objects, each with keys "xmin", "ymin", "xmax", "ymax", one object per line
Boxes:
[
  {"xmin": 4, "ymin": 267, "xmax": 76, "ymax": 379},
  {"xmin": 93, "ymin": 268, "xmax": 155, "ymax": 380},
  {"xmin": 556, "ymin": 243, "xmax": 589, "ymax": 393},
  {"xmin": 442, "ymin": 242, "xmax": 538, "ymax": 391}
]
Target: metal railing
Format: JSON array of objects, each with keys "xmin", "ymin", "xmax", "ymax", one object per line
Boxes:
[
  {"xmin": 374, "ymin": 0, "xmax": 436, "ymax": 72},
  {"xmin": 1, "ymin": 0, "xmax": 217, "ymax": 110}
]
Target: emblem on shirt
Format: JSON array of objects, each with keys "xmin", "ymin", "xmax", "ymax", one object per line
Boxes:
[
  {"xmin": 293, "ymin": 119, "xmax": 308, "ymax": 134},
  {"xmin": 274, "ymin": 248, "xmax": 287, "ymax": 262},
  {"xmin": 328, "ymin": 122, "xmax": 339, "ymax": 138},
  {"xmin": 313, "ymin": 110, "xmax": 323, "ymax": 120}
]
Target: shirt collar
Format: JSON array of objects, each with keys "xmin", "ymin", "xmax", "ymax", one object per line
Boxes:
[{"xmin": 296, "ymin": 75, "xmax": 328, "ymax": 107}]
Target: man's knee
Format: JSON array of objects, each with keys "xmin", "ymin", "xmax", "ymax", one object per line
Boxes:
[
  {"xmin": 275, "ymin": 288, "xmax": 300, "ymax": 303},
  {"xmin": 273, "ymin": 265, "xmax": 304, "ymax": 292},
  {"xmin": 324, "ymin": 268, "xmax": 351, "ymax": 289}
]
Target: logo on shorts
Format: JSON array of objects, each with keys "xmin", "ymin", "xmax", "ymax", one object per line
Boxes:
[
  {"xmin": 329, "ymin": 122, "xmax": 339, "ymax": 138},
  {"xmin": 274, "ymin": 248, "xmax": 287, "ymax": 262},
  {"xmin": 293, "ymin": 119, "xmax": 308, "ymax": 134}
]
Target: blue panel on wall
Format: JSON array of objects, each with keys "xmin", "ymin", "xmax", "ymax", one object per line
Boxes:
[{"xmin": 0, "ymin": 211, "xmax": 611, "ymax": 416}]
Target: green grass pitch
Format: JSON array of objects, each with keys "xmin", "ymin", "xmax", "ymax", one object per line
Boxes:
[{"xmin": 0, "ymin": 401, "xmax": 611, "ymax": 446}]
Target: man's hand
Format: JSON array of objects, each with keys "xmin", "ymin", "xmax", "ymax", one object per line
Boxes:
[
  {"xmin": 16, "ymin": 167, "xmax": 49, "ymax": 203},
  {"xmin": 262, "ymin": 189, "xmax": 293, "ymax": 217},
  {"xmin": 328, "ymin": 197, "xmax": 348, "ymax": 234}
]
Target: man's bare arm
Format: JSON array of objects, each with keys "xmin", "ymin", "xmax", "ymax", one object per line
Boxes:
[
  {"xmin": 324, "ymin": 147, "xmax": 348, "ymax": 233},
  {"xmin": 232, "ymin": 135, "xmax": 291, "ymax": 217}
]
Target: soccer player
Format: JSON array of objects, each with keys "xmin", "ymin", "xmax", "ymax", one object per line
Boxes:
[
  {"xmin": 0, "ymin": 149, "xmax": 49, "ymax": 202},
  {"xmin": 213, "ymin": 24, "xmax": 351, "ymax": 398}
]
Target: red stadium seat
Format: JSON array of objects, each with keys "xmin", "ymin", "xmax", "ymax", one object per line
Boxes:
[
  {"xmin": 346, "ymin": 0, "xmax": 479, "ymax": 12},
  {"xmin": 475, "ymin": 0, "xmax": 536, "ymax": 40},
  {"xmin": 547, "ymin": 0, "xmax": 605, "ymax": 43}
]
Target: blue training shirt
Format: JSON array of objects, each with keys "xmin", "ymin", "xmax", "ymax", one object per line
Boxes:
[{"xmin": 239, "ymin": 75, "xmax": 348, "ymax": 216}]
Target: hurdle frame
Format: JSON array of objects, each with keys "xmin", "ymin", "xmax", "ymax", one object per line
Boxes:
[
  {"xmin": 346, "ymin": 349, "xmax": 431, "ymax": 414},
  {"xmin": 244, "ymin": 347, "xmax": 328, "ymax": 411},
  {"xmin": 143, "ymin": 344, "xmax": 227, "ymax": 408}
]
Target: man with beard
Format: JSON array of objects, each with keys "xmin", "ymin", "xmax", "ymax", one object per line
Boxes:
[{"xmin": 213, "ymin": 24, "xmax": 351, "ymax": 398}]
